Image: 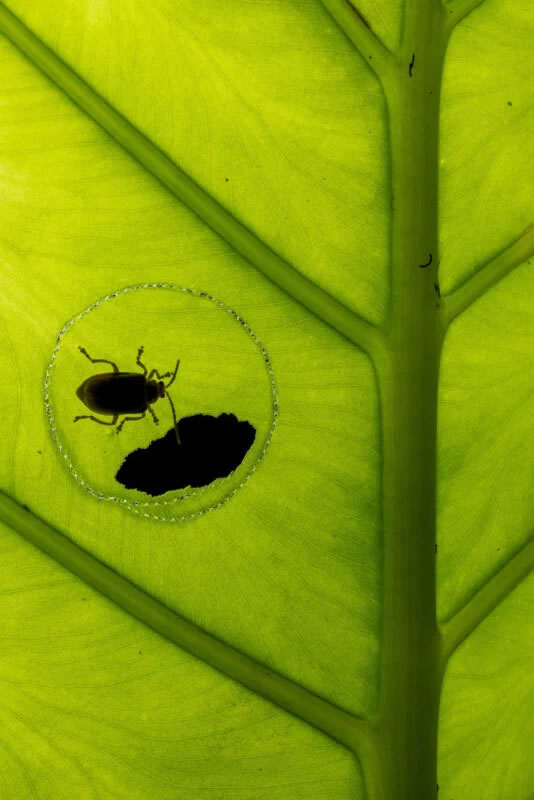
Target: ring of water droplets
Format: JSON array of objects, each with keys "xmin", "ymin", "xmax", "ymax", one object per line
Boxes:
[{"xmin": 44, "ymin": 283, "xmax": 279, "ymax": 522}]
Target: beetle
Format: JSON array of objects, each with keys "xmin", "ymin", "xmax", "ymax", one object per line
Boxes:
[{"xmin": 73, "ymin": 345, "xmax": 181, "ymax": 445}]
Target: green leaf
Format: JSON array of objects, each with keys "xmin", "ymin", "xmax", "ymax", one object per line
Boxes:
[{"xmin": 0, "ymin": 1, "xmax": 532, "ymax": 798}]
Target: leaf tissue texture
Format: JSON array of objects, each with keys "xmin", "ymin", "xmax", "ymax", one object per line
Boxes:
[
  {"xmin": 3, "ymin": 0, "xmax": 392, "ymax": 325},
  {"xmin": 0, "ymin": 33, "xmax": 381, "ymax": 719},
  {"xmin": 0, "ymin": 1, "xmax": 533, "ymax": 799}
]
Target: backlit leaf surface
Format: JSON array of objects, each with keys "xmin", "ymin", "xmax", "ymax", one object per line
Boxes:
[{"xmin": 0, "ymin": 0, "xmax": 532, "ymax": 798}]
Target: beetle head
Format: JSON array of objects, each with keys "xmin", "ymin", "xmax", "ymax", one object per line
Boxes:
[{"xmin": 157, "ymin": 381, "xmax": 165, "ymax": 398}]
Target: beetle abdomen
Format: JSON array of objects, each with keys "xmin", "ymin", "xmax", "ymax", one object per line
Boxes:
[{"xmin": 77, "ymin": 373, "xmax": 148, "ymax": 414}]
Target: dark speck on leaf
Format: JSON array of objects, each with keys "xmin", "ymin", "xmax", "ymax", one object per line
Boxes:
[
  {"xmin": 139, "ymin": 650, "xmax": 142, "ymax": 655},
  {"xmin": 507, "ymin": 101, "xmax": 512, "ymax": 106},
  {"xmin": 37, "ymin": 450, "xmax": 42, "ymax": 454},
  {"xmin": 22, "ymin": 504, "xmax": 30, "ymax": 512},
  {"xmin": 116, "ymin": 413, "xmax": 256, "ymax": 496},
  {"xmin": 225, "ymin": 177, "xmax": 229, "ymax": 182}
]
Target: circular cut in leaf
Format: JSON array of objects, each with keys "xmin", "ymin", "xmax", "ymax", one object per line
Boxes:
[{"xmin": 45, "ymin": 284, "xmax": 277, "ymax": 521}]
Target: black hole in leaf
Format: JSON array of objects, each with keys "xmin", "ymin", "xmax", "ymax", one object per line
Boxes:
[{"xmin": 115, "ymin": 413, "xmax": 256, "ymax": 496}]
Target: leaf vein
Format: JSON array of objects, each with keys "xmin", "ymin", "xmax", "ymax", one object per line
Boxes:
[{"xmin": 0, "ymin": 2, "xmax": 381, "ymax": 357}]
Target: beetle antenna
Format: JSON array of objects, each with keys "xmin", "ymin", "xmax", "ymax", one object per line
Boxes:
[
  {"xmin": 165, "ymin": 390, "xmax": 181, "ymax": 447},
  {"xmin": 165, "ymin": 359, "xmax": 180, "ymax": 389}
]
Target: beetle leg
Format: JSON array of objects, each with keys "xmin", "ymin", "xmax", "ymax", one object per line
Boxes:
[
  {"xmin": 136, "ymin": 346, "xmax": 148, "ymax": 376},
  {"xmin": 146, "ymin": 368, "xmax": 172, "ymax": 381},
  {"xmin": 147, "ymin": 405, "xmax": 159, "ymax": 425},
  {"xmin": 73, "ymin": 414, "xmax": 119, "ymax": 426},
  {"xmin": 116, "ymin": 412, "xmax": 147, "ymax": 433},
  {"xmin": 78, "ymin": 346, "xmax": 119, "ymax": 373}
]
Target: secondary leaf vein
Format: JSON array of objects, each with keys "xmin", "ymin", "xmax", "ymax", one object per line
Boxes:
[
  {"xmin": 319, "ymin": 0, "xmax": 394, "ymax": 81},
  {"xmin": 0, "ymin": 490, "xmax": 373, "ymax": 757},
  {"xmin": 441, "ymin": 222, "xmax": 534, "ymax": 326},
  {"xmin": 0, "ymin": 2, "xmax": 381, "ymax": 358},
  {"xmin": 439, "ymin": 535, "xmax": 534, "ymax": 671}
]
